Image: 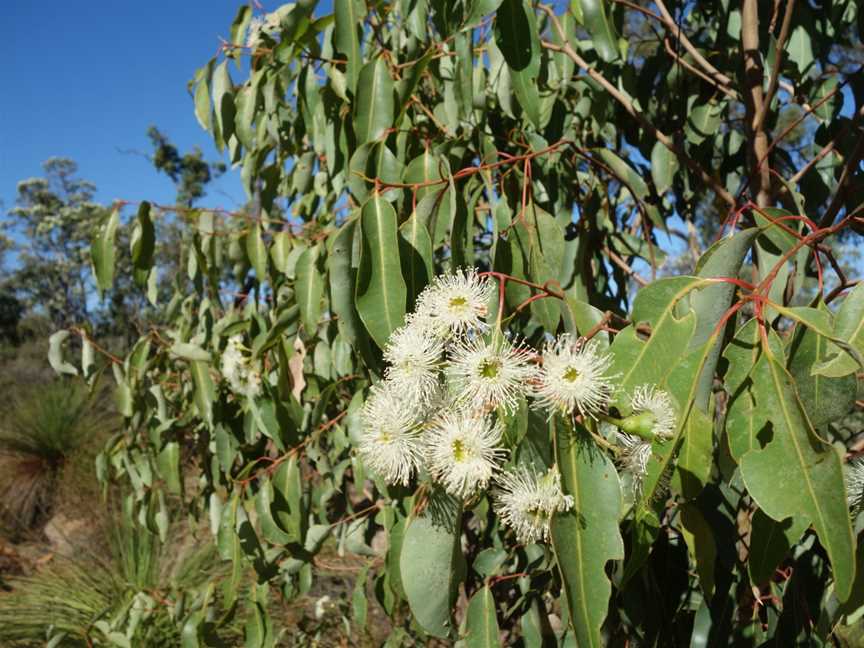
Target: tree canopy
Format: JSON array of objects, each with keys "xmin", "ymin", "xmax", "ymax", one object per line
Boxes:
[{"xmin": 44, "ymin": 1, "xmax": 864, "ymax": 645}]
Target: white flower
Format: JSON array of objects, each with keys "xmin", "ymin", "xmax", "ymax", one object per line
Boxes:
[
  {"xmin": 493, "ymin": 467, "xmax": 574, "ymax": 544},
  {"xmin": 221, "ymin": 336, "xmax": 262, "ymax": 399},
  {"xmin": 358, "ymin": 384, "xmax": 425, "ymax": 486},
  {"xmin": 245, "ymin": 16, "xmax": 266, "ymax": 49},
  {"xmin": 447, "ymin": 337, "xmax": 536, "ymax": 414},
  {"xmin": 628, "ymin": 385, "xmax": 677, "ymax": 440},
  {"xmin": 615, "ymin": 432, "xmax": 652, "ymax": 495},
  {"xmin": 846, "ymin": 457, "xmax": 864, "ymax": 514},
  {"xmin": 425, "ymin": 410, "xmax": 505, "ymax": 499},
  {"xmin": 383, "ymin": 323, "xmax": 444, "ymax": 405},
  {"xmin": 534, "ymin": 334, "xmax": 615, "ymax": 418},
  {"xmin": 413, "ymin": 268, "xmax": 495, "ymax": 337}
]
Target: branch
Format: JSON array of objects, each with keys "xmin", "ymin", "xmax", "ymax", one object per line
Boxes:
[
  {"xmin": 741, "ymin": 0, "xmax": 771, "ymax": 207},
  {"xmin": 539, "ymin": 7, "xmax": 736, "ymax": 208},
  {"xmin": 754, "ymin": 0, "xmax": 797, "ymax": 133},
  {"xmin": 663, "ymin": 37, "xmax": 739, "ymax": 100},
  {"xmin": 652, "ymin": 0, "xmax": 733, "ymax": 87},
  {"xmin": 818, "ymin": 132, "xmax": 864, "ymax": 228}
]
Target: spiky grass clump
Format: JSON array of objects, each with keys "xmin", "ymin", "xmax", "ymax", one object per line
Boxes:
[
  {"xmin": 0, "ymin": 381, "xmax": 98, "ymax": 533},
  {"xmin": 0, "ymin": 514, "xmax": 245, "ymax": 647}
]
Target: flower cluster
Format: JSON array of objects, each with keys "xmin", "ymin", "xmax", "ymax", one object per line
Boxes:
[
  {"xmin": 220, "ymin": 336, "xmax": 263, "ymax": 399},
  {"xmin": 358, "ymin": 268, "xmax": 679, "ymax": 542}
]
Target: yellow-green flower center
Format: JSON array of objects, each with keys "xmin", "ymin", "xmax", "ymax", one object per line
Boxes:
[
  {"xmin": 479, "ymin": 358, "xmax": 502, "ymax": 379},
  {"xmin": 448, "ymin": 295, "xmax": 468, "ymax": 312},
  {"xmin": 452, "ymin": 438, "xmax": 470, "ymax": 462},
  {"xmin": 563, "ymin": 366, "xmax": 580, "ymax": 382}
]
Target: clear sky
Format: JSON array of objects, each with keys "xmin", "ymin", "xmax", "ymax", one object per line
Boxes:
[{"xmin": 0, "ymin": 1, "xmax": 254, "ymax": 213}]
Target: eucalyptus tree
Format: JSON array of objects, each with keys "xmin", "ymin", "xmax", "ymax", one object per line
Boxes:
[{"xmin": 50, "ymin": 1, "xmax": 864, "ymax": 645}]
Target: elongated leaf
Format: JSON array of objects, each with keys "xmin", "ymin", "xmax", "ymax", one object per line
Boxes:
[
  {"xmin": 464, "ymin": 586, "xmax": 501, "ymax": 648},
  {"xmin": 736, "ymin": 327, "xmax": 855, "ymax": 601},
  {"xmin": 157, "ymin": 441, "xmax": 181, "ymax": 494},
  {"xmin": 399, "ymin": 212, "xmax": 434, "ymax": 309},
  {"xmin": 551, "ymin": 421, "xmax": 623, "ymax": 648},
  {"xmin": 334, "ymin": 0, "xmax": 364, "ymax": 94},
  {"xmin": 255, "ymin": 476, "xmax": 293, "ymax": 545},
  {"xmin": 48, "ymin": 330, "xmax": 78, "ymax": 376},
  {"xmin": 191, "ymin": 360, "xmax": 215, "ymax": 427},
  {"xmin": 813, "ymin": 282, "xmax": 864, "ymax": 377},
  {"xmin": 690, "ymin": 229, "xmax": 759, "ymax": 410},
  {"xmin": 355, "ymin": 58, "xmax": 394, "ymax": 145},
  {"xmin": 748, "ymin": 508, "xmax": 808, "ymax": 586},
  {"xmin": 295, "ymin": 245, "xmax": 324, "ymax": 334},
  {"xmin": 787, "ymin": 305, "xmax": 857, "ymax": 428},
  {"xmin": 650, "ymin": 140, "xmax": 678, "ymax": 195},
  {"xmin": 92, "ymin": 207, "xmax": 120, "ymax": 295},
  {"xmin": 356, "ymin": 195, "xmax": 407, "ymax": 348},
  {"xmin": 400, "ymin": 495, "xmax": 465, "ymax": 638},
  {"xmin": 609, "ymin": 276, "xmax": 703, "ymax": 401},
  {"xmin": 679, "ymin": 503, "xmax": 717, "ymax": 599},
  {"xmin": 591, "ymin": 148, "xmax": 662, "ymax": 229},
  {"xmin": 579, "ymin": 0, "xmax": 619, "ymax": 63},
  {"xmin": 247, "ymin": 222, "xmax": 268, "ymax": 279},
  {"xmin": 130, "ymin": 201, "xmax": 154, "ymax": 286},
  {"xmin": 170, "ymin": 342, "xmax": 212, "ymax": 362},
  {"xmin": 328, "ymin": 219, "xmax": 365, "ymax": 348},
  {"xmin": 495, "ymin": 0, "xmax": 542, "ymax": 126},
  {"xmin": 212, "ymin": 60, "xmax": 236, "ymax": 145},
  {"xmin": 272, "ymin": 456, "xmax": 305, "ymax": 543}
]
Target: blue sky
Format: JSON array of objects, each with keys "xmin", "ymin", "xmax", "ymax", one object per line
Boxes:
[{"xmin": 0, "ymin": 1, "xmax": 255, "ymax": 213}]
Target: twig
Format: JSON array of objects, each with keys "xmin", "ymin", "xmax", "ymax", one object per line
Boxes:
[{"xmin": 754, "ymin": 0, "xmax": 797, "ymax": 133}]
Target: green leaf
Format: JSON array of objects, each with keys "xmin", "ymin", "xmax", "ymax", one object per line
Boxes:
[
  {"xmin": 812, "ymin": 282, "xmax": 864, "ymax": 377},
  {"xmin": 578, "ymin": 0, "xmax": 619, "ymax": 63},
  {"xmin": 247, "ymin": 222, "xmax": 268, "ymax": 279},
  {"xmin": 650, "ymin": 140, "xmax": 678, "ymax": 195},
  {"xmin": 230, "ymin": 5, "xmax": 252, "ymax": 47},
  {"xmin": 48, "ymin": 330, "xmax": 78, "ymax": 376},
  {"xmin": 723, "ymin": 318, "xmax": 765, "ymax": 461},
  {"xmin": 400, "ymin": 494, "xmax": 465, "ymax": 638},
  {"xmin": 748, "ymin": 508, "xmax": 808, "ymax": 586},
  {"xmin": 609, "ymin": 276, "xmax": 703, "ymax": 401},
  {"xmin": 295, "ymin": 245, "xmax": 324, "ymax": 334},
  {"xmin": 787, "ymin": 23, "xmax": 814, "ymax": 74},
  {"xmin": 170, "ymin": 342, "xmax": 212, "ymax": 362},
  {"xmin": 191, "ymin": 360, "xmax": 215, "ymax": 428},
  {"xmin": 399, "ymin": 212, "xmax": 434, "ymax": 308},
  {"xmin": 591, "ymin": 148, "xmax": 662, "ymax": 229},
  {"xmin": 787, "ymin": 305, "xmax": 857, "ymax": 428},
  {"xmin": 157, "ymin": 442, "xmax": 181, "ymax": 494},
  {"xmin": 328, "ymin": 218, "xmax": 368, "ymax": 351},
  {"xmin": 685, "ymin": 100, "xmax": 723, "ymax": 146},
  {"xmin": 736, "ymin": 327, "xmax": 856, "ymax": 601},
  {"xmin": 463, "ymin": 586, "xmax": 500, "ymax": 647},
  {"xmin": 495, "ymin": 0, "xmax": 542, "ymax": 127},
  {"xmin": 334, "ymin": 0, "xmax": 364, "ymax": 95},
  {"xmin": 272, "ymin": 456, "xmax": 305, "ymax": 543},
  {"xmin": 193, "ymin": 61, "xmax": 213, "ymax": 132},
  {"xmin": 270, "ymin": 230, "xmax": 292, "ymax": 274},
  {"xmin": 355, "ymin": 58, "xmax": 395, "ymax": 145},
  {"xmin": 356, "ymin": 195, "xmax": 407, "ymax": 348},
  {"xmin": 551, "ymin": 422, "xmax": 624, "ymax": 648},
  {"xmin": 255, "ymin": 476, "xmax": 294, "ymax": 545},
  {"xmin": 466, "ymin": 0, "xmax": 504, "ymax": 28},
  {"xmin": 510, "ymin": 203, "xmax": 564, "ymax": 332},
  {"xmin": 92, "ymin": 206, "xmax": 120, "ymax": 295},
  {"xmin": 212, "ymin": 60, "xmax": 236, "ymax": 146},
  {"xmin": 130, "ymin": 201, "xmax": 154, "ymax": 286},
  {"xmin": 679, "ymin": 503, "xmax": 717, "ymax": 599}
]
